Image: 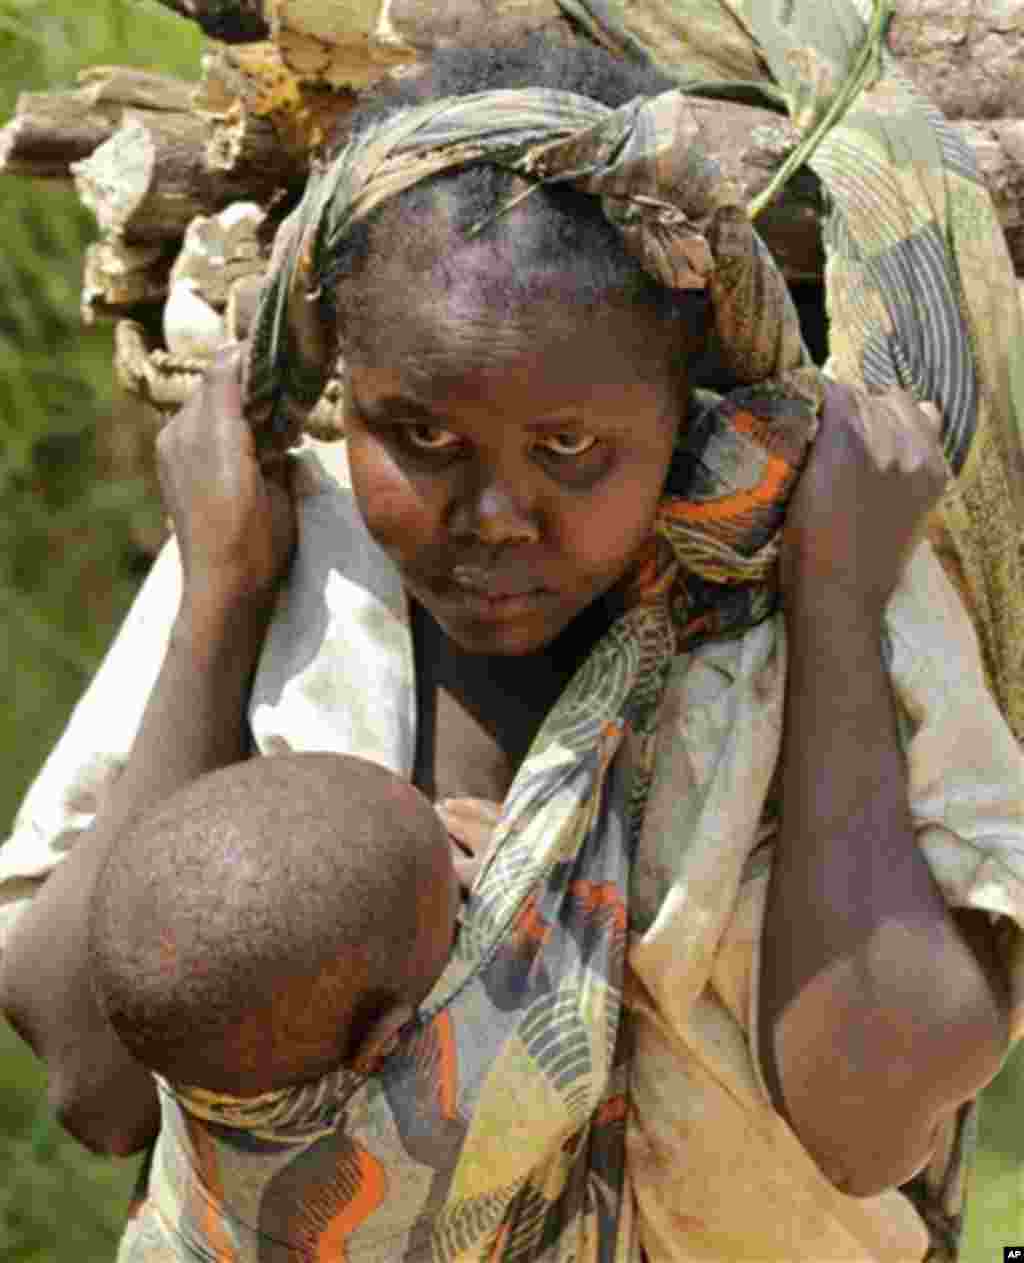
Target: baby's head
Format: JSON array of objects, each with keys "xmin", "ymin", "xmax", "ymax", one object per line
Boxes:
[{"xmin": 90, "ymin": 753, "xmax": 458, "ymax": 1097}]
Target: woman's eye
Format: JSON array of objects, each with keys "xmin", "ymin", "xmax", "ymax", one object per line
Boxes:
[
  {"xmin": 538, "ymin": 433, "xmax": 598, "ymax": 458},
  {"xmin": 404, "ymin": 424, "xmax": 461, "ymax": 451}
]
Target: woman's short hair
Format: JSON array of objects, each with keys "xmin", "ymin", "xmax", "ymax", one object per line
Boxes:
[{"xmin": 321, "ymin": 36, "xmax": 710, "ymax": 362}]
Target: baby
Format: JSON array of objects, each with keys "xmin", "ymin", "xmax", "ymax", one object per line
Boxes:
[{"xmin": 89, "ymin": 752, "xmax": 460, "ymax": 1100}]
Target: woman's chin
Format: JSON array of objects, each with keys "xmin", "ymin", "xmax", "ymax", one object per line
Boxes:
[
  {"xmin": 425, "ymin": 595, "xmax": 569, "ymax": 657},
  {"xmin": 436, "ymin": 614, "xmax": 561, "ymax": 657}
]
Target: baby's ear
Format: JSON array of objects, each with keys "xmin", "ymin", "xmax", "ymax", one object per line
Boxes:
[{"xmin": 349, "ymin": 1002, "xmax": 416, "ymax": 1075}]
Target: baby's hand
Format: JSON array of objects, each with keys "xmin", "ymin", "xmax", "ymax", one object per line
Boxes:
[{"xmin": 436, "ymin": 798, "xmax": 502, "ymax": 893}]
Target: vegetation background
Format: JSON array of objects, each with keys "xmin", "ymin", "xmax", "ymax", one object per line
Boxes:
[{"xmin": 0, "ymin": 0, "xmax": 1020, "ymax": 1259}]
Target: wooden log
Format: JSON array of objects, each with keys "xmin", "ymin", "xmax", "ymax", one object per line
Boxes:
[
  {"xmin": 152, "ymin": 0, "xmax": 268, "ymax": 42},
  {"xmin": 160, "ymin": 200, "xmax": 269, "ymax": 348},
  {"xmin": 73, "ymin": 111, "xmax": 216, "ymax": 241},
  {"xmin": 114, "ymin": 316, "xmax": 344, "ymax": 441},
  {"xmin": 149, "ymin": 0, "xmax": 1024, "ymax": 121},
  {"xmin": 0, "ymin": 94, "xmax": 117, "ymax": 179},
  {"xmin": 203, "ymin": 99, "xmax": 309, "ymax": 194},
  {"xmin": 0, "ymin": 68, "xmax": 195, "ymax": 180},
  {"xmin": 959, "ymin": 118, "xmax": 1024, "ymax": 273},
  {"xmin": 152, "ymin": 0, "xmax": 570, "ymax": 88},
  {"xmin": 562, "ymin": 0, "xmax": 1024, "ymax": 122},
  {"xmin": 76, "ymin": 66, "xmax": 196, "ymax": 112},
  {"xmin": 195, "ymin": 42, "xmax": 354, "ymax": 164},
  {"xmin": 114, "ymin": 319, "xmax": 206, "ymax": 410},
  {"xmin": 82, "ymin": 239, "xmax": 173, "ymax": 321},
  {"xmin": 169, "ymin": 201, "xmax": 267, "ymax": 305},
  {"xmin": 10, "ymin": 63, "xmax": 1013, "ymax": 276},
  {"xmin": 888, "ymin": 0, "xmax": 1024, "ymax": 121},
  {"xmin": 274, "ymin": 0, "xmax": 570, "ymax": 90},
  {"xmin": 71, "ymin": 107, "xmax": 299, "ymax": 243},
  {"xmin": 686, "ymin": 104, "xmax": 825, "ymax": 281}
]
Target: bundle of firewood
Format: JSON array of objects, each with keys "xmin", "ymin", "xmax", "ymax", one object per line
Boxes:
[{"xmin": 2, "ymin": 0, "xmax": 1022, "ymax": 432}]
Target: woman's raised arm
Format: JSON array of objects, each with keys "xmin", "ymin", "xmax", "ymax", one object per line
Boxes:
[
  {"xmin": 758, "ymin": 383, "xmax": 1011, "ymax": 1197},
  {"xmin": 0, "ymin": 348, "xmax": 296, "ymax": 1155}
]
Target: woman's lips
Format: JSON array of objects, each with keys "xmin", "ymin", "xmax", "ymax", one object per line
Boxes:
[
  {"xmin": 450, "ymin": 564, "xmax": 541, "ymax": 598},
  {"xmin": 445, "ymin": 566, "xmax": 551, "ymax": 621},
  {"xmin": 455, "ymin": 589, "xmax": 549, "ymax": 621}
]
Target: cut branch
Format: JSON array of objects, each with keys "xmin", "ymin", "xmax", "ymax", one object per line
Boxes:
[
  {"xmin": 204, "ymin": 100, "xmax": 309, "ymax": 193},
  {"xmin": 888, "ymin": 5, "xmax": 1024, "ymax": 120},
  {"xmin": 1, "ymin": 95, "xmax": 117, "ymax": 179},
  {"xmin": 195, "ymin": 43, "xmax": 356, "ymax": 162},
  {"xmin": 959, "ymin": 118, "xmax": 1024, "ymax": 273},
  {"xmin": 151, "ymin": 0, "xmax": 269, "ymax": 43},
  {"xmin": 82, "ymin": 240, "xmax": 173, "ymax": 322},
  {"xmin": 140, "ymin": 0, "xmax": 1024, "ymax": 122},
  {"xmin": 72, "ymin": 108, "xmax": 300, "ymax": 243},
  {"xmin": 115, "ymin": 319, "xmax": 206, "ymax": 410},
  {"xmin": 0, "ymin": 69, "xmax": 195, "ymax": 179}
]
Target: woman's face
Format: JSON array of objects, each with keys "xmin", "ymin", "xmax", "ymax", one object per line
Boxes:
[{"xmin": 343, "ymin": 249, "xmax": 685, "ymax": 656}]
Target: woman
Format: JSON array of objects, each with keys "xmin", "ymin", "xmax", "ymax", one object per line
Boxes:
[{"xmin": 2, "ymin": 32, "xmax": 1022, "ymax": 1263}]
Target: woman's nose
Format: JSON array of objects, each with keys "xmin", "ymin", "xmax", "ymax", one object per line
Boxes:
[{"xmin": 450, "ymin": 477, "xmax": 541, "ymax": 547}]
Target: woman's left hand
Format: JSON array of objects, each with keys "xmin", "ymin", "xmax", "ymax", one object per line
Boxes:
[
  {"xmin": 780, "ymin": 382, "xmax": 949, "ymax": 617},
  {"xmin": 436, "ymin": 797, "xmax": 502, "ymax": 892}
]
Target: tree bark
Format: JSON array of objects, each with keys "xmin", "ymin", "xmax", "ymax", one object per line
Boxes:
[
  {"xmin": 71, "ymin": 108, "xmax": 299, "ymax": 243},
  {"xmin": 958, "ymin": 118, "xmax": 1024, "ymax": 272},
  {"xmin": 147, "ymin": 0, "xmax": 1024, "ymax": 121},
  {"xmin": 7, "ymin": 1, "xmax": 1021, "ymax": 438},
  {"xmin": 195, "ymin": 44, "xmax": 353, "ymax": 169},
  {"xmin": 82, "ymin": 240, "xmax": 173, "ymax": 321},
  {"xmin": 31, "ymin": 82, "xmax": 1017, "ymax": 317},
  {"xmin": 0, "ymin": 69, "xmax": 194, "ymax": 179},
  {"xmin": 1, "ymin": 95, "xmax": 118, "ymax": 179},
  {"xmin": 152, "ymin": 0, "xmax": 268, "ymax": 42},
  {"xmin": 114, "ymin": 319, "xmax": 206, "ymax": 410},
  {"xmin": 888, "ymin": 1, "xmax": 1024, "ymax": 121},
  {"xmin": 114, "ymin": 316, "xmax": 344, "ymax": 441}
]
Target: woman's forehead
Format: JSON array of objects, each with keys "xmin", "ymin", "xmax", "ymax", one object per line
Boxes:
[
  {"xmin": 347, "ymin": 237, "xmax": 680, "ymax": 384},
  {"xmin": 350, "ymin": 305, "xmax": 678, "ymax": 410}
]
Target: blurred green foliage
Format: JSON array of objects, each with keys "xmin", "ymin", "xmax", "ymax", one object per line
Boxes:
[
  {"xmin": 1, "ymin": 2, "xmax": 200, "ymax": 1258},
  {"xmin": 0, "ymin": 0, "xmax": 201, "ymax": 821},
  {"xmin": 0, "ymin": 1018, "xmax": 143, "ymax": 1262}
]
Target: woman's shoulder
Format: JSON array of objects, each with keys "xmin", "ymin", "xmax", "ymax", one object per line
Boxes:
[
  {"xmin": 250, "ymin": 437, "xmax": 415, "ymax": 772},
  {"xmin": 264, "ymin": 436, "xmax": 408, "ymax": 642}
]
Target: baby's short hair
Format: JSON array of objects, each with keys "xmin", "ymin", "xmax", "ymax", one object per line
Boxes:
[{"xmin": 90, "ymin": 753, "xmax": 455, "ymax": 1094}]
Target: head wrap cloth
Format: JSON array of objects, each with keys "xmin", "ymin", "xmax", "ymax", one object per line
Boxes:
[{"xmin": 245, "ymin": 0, "xmax": 1024, "ymax": 742}]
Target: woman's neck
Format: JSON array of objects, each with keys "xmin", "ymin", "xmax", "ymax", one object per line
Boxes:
[{"xmin": 411, "ymin": 590, "xmax": 622, "ymax": 801}]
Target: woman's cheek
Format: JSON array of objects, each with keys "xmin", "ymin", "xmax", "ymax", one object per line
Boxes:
[
  {"xmin": 348, "ymin": 438, "xmax": 440, "ymax": 565},
  {"xmin": 564, "ymin": 466, "xmax": 662, "ymax": 578}
]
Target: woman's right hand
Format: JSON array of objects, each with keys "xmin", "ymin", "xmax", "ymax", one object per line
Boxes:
[
  {"xmin": 156, "ymin": 345, "xmax": 297, "ymax": 620},
  {"xmin": 1, "ymin": 350, "xmax": 298, "ymax": 1159}
]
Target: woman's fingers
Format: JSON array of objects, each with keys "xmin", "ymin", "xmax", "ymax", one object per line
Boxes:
[
  {"xmin": 156, "ymin": 344, "xmax": 297, "ymax": 603},
  {"xmin": 851, "ymin": 390, "xmax": 949, "ymax": 484},
  {"xmin": 781, "ymin": 383, "xmax": 949, "ymax": 612}
]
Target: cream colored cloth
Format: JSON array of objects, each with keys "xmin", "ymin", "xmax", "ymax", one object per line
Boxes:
[
  {"xmin": 2, "ymin": 440, "xmax": 1023, "ymax": 1263},
  {"xmin": 626, "ymin": 538, "xmax": 1024, "ymax": 1262}
]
